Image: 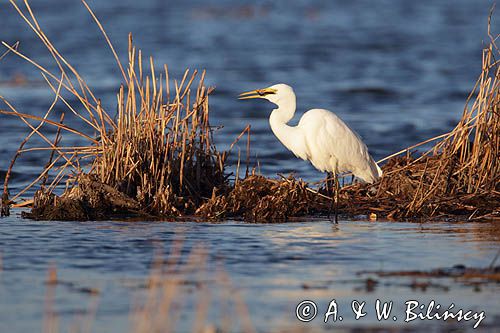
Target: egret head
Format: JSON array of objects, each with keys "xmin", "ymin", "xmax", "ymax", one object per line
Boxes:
[{"xmin": 238, "ymin": 83, "xmax": 295, "ymax": 105}]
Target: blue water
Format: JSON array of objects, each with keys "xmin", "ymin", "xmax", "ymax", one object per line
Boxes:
[
  {"xmin": 1, "ymin": 0, "xmax": 499, "ymax": 332},
  {"xmin": 0, "ymin": 218, "xmax": 499, "ymax": 332}
]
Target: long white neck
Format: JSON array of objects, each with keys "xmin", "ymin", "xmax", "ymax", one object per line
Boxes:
[
  {"xmin": 269, "ymin": 95, "xmax": 307, "ymax": 159},
  {"xmin": 269, "ymin": 93, "xmax": 296, "ymax": 124}
]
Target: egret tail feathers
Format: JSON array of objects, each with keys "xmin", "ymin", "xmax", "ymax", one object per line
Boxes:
[
  {"xmin": 355, "ymin": 157, "xmax": 382, "ymax": 184},
  {"xmin": 375, "ymin": 162, "xmax": 383, "ymax": 178}
]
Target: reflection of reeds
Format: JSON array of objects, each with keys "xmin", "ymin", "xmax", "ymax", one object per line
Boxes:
[
  {"xmin": 43, "ymin": 265, "xmax": 59, "ymax": 333},
  {"xmin": 133, "ymin": 243, "xmax": 257, "ymax": 333},
  {"xmin": 0, "ymin": 0, "xmax": 226, "ymax": 219},
  {"xmin": 38, "ymin": 241, "xmax": 256, "ymax": 333}
]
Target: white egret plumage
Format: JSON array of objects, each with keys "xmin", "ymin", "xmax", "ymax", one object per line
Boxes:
[{"xmin": 239, "ymin": 83, "xmax": 382, "ymax": 222}]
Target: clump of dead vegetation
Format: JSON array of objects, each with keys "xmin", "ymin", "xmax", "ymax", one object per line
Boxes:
[
  {"xmin": 196, "ymin": 175, "xmax": 329, "ymax": 222},
  {"xmin": 1, "ymin": 1, "xmax": 227, "ymax": 220},
  {"xmin": 339, "ymin": 29, "xmax": 500, "ymax": 222}
]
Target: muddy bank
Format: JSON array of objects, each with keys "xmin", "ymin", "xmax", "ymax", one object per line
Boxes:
[
  {"xmin": 24, "ymin": 175, "xmax": 142, "ymax": 221},
  {"xmin": 18, "ymin": 157, "xmax": 499, "ymax": 222}
]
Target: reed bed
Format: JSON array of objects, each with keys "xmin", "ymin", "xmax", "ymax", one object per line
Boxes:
[
  {"xmin": 0, "ymin": 0, "xmax": 227, "ymax": 220},
  {"xmin": 339, "ymin": 28, "xmax": 500, "ymax": 221},
  {"xmin": 198, "ymin": 18, "xmax": 500, "ymax": 223}
]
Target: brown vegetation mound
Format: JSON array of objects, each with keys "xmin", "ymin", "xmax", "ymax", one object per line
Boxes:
[
  {"xmin": 196, "ymin": 175, "xmax": 329, "ymax": 222},
  {"xmin": 24, "ymin": 175, "xmax": 141, "ymax": 220}
]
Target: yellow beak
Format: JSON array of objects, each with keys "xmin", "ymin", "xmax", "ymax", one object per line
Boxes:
[{"xmin": 238, "ymin": 88, "xmax": 277, "ymax": 100}]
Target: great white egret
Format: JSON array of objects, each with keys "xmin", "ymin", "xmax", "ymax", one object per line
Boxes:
[{"xmin": 239, "ymin": 83, "xmax": 382, "ymax": 221}]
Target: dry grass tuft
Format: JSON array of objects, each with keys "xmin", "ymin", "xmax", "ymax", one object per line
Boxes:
[
  {"xmin": 341, "ymin": 21, "xmax": 500, "ymax": 221},
  {"xmin": 0, "ymin": 0, "xmax": 227, "ymax": 220},
  {"xmin": 89, "ymin": 39, "xmax": 227, "ymax": 216}
]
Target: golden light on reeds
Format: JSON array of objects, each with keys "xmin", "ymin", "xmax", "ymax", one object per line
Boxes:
[
  {"xmin": 0, "ymin": 0, "xmax": 227, "ymax": 219},
  {"xmin": 338, "ymin": 28, "xmax": 500, "ymax": 220}
]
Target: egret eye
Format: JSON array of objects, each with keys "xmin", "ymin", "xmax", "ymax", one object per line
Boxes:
[{"xmin": 258, "ymin": 90, "xmax": 265, "ymax": 96}]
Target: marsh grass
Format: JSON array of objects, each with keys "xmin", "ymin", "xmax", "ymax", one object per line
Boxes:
[
  {"xmin": 0, "ymin": 0, "xmax": 227, "ymax": 219},
  {"xmin": 340, "ymin": 18, "xmax": 500, "ymax": 221}
]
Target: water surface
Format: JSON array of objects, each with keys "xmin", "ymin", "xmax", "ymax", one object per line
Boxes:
[{"xmin": 0, "ymin": 217, "xmax": 499, "ymax": 332}]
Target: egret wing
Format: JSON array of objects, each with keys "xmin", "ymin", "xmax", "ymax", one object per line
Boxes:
[{"xmin": 299, "ymin": 109, "xmax": 372, "ymax": 175}]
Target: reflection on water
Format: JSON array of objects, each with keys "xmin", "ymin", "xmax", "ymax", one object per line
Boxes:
[{"xmin": 0, "ymin": 217, "xmax": 499, "ymax": 332}]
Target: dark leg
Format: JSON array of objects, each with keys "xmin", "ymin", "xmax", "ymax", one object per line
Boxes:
[
  {"xmin": 326, "ymin": 172, "xmax": 333, "ymax": 219},
  {"xmin": 334, "ymin": 174, "xmax": 339, "ymax": 224},
  {"xmin": 326, "ymin": 172, "xmax": 338, "ymax": 224}
]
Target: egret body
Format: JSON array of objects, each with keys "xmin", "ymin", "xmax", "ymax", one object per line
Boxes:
[{"xmin": 239, "ymin": 84, "xmax": 382, "ymax": 184}]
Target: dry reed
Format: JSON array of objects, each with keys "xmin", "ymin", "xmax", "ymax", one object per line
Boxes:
[
  {"xmin": 0, "ymin": 0, "xmax": 227, "ymax": 220},
  {"xmin": 339, "ymin": 17, "xmax": 500, "ymax": 221}
]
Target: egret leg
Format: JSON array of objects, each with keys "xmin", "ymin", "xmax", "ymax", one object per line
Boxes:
[
  {"xmin": 326, "ymin": 172, "xmax": 333, "ymax": 218},
  {"xmin": 334, "ymin": 174, "xmax": 339, "ymax": 224},
  {"xmin": 326, "ymin": 172, "xmax": 338, "ymax": 224}
]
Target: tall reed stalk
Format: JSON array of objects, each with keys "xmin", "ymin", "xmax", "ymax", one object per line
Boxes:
[{"xmin": 404, "ymin": 29, "xmax": 500, "ymax": 217}]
